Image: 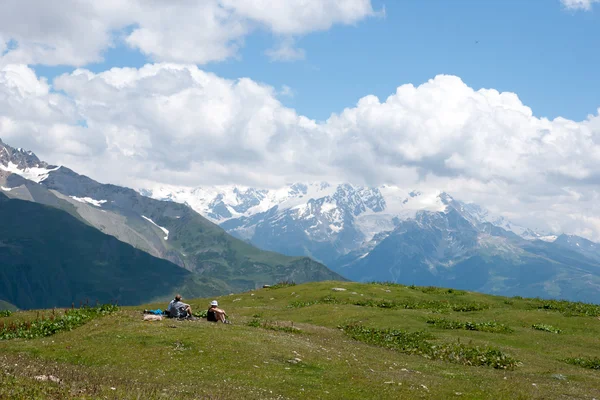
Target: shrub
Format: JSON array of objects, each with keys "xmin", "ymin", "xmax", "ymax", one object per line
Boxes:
[
  {"xmin": 564, "ymin": 357, "xmax": 600, "ymax": 370},
  {"xmin": 532, "ymin": 299, "xmax": 600, "ymax": 317},
  {"xmin": 369, "ymin": 281, "xmax": 406, "ymax": 288},
  {"xmin": 289, "ymin": 296, "xmax": 489, "ymax": 312},
  {"xmin": 451, "ymin": 303, "xmax": 489, "ymax": 312},
  {"xmin": 427, "ymin": 318, "xmax": 513, "ymax": 333},
  {"xmin": 419, "ymin": 286, "xmax": 467, "ymax": 295},
  {"xmin": 341, "ymin": 324, "xmax": 518, "ymax": 369},
  {"xmin": 532, "ymin": 324, "xmax": 561, "ymax": 334},
  {"xmin": 0, "ymin": 310, "xmax": 11, "ymax": 318},
  {"xmin": 0, "ymin": 304, "xmax": 118, "ymax": 340},
  {"xmin": 352, "ymin": 298, "xmax": 488, "ymax": 312},
  {"xmin": 288, "ymin": 295, "xmax": 340, "ymax": 308},
  {"xmin": 288, "ymin": 300, "xmax": 322, "ymax": 309},
  {"xmin": 353, "ymin": 299, "xmax": 398, "ymax": 309},
  {"xmin": 247, "ymin": 318, "xmax": 262, "ymax": 328},
  {"xmin": 267, "ymin": 281, "xmax": 296, "ymax": 289},
  {"xmin": 427, "ymin": 318, "xmax": 464, "ymax": 330}
]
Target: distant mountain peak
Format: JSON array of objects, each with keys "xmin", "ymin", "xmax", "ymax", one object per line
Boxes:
[
  {"xmin": 0, "ymin": 139, "xmax": 59, "ymax": 183},
  {"xmin": 438, "ymin": 192, "xmax": 455, "ymax": 204}
]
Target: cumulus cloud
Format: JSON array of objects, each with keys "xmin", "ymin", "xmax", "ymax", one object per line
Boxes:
[
  {"xmin": 0, "ymin": 64, "xmax": 101, "ymax": 156},
  {"xmin": 2, "ymin": 63, "xmax": 600, "ymax": 240},
  {"xmin": 222, "ymin": 0, "xmax": 377, "ymax": 34},
  {"xmin": 0, "ymin": 0, "xmax": 376, "ymax": 66},
  {"xmin": 561, "ymin": 0, "xmax": 600, "ymax": 10}
]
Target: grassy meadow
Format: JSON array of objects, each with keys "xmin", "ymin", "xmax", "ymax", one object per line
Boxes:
[{"xmin": 1, "ymin": 281, "xmax": 599, "ymax": 399}]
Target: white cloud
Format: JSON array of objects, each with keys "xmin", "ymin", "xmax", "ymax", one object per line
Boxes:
[
  {"xmin": 3, "ymin": 63, "xmax": 600, "ymax": 241},
  {"xmin": 561, "ymin": 0, "xmax": 600, "ymax": 10},
  {"xmin": 0, "ymin": 0, "xmax": 377, "ymax": 66},
  {"xmin": 221, "ymin": 0, "xmax": 377, "ymax": 35},
  {"xmin": 266, "ymin": 39, "xmax": 306, "ymax": 62}
]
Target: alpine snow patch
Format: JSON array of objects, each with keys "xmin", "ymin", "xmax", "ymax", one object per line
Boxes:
[
  {"xmin": 69, "ymin": 196, "xmax": 107, "ymax": 207},
  {"xmin": 142, "ymin": 215, "xmax": 169, "ymax": 240}
]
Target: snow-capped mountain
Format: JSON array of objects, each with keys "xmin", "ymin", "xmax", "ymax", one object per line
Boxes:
[
  {"xmin": 142, "ymin": 183, "xmax": 450, "ymax": 263},
  {"xmin": 142, "ymin": 182, "xmax": 338, "ymax": 222},
  {"xmin": 141, "ymin": 182, "xmax": 543, "ymax": 263},
  {"xmin": 140, "ymin": 182, "xmax": 600, "ymax": 302},
  {"xmin": 0, "ymin": 138, "xmax": 59, "ymax": 183}
]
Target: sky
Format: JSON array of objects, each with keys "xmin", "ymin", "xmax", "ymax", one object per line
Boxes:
[{"xmin": 1, "ymin": 0, "xmax": 600, "ymax": 238}]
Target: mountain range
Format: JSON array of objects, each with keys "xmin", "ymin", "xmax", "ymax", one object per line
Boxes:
[
  {"xmin": 142, "ymin": 182, "xmax": 600, "ymax": 303},
  {"xmin": 0, "ymin": 138, "xmax": 342, "ymax": 309},
  {"xmin": 4, "ymin": 134, "xmax": 600, "ymax": 307}
]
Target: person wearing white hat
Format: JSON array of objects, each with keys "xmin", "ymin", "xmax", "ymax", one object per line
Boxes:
[{"xmin": 206, "ymin": 300, "xmax": 229, "ymax": 323}]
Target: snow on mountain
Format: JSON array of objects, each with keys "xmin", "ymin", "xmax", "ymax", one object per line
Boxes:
[
  {"xmin": 139, "ymin": 182, "xmax": 545, "ymax": 247},
  {"xmin": 0, "ymin": 161, "xmax": 59, "ymax": 183},
  {"xmin": 69, "ymin": 196, "xmax": 107, "ymax": 207},
  {"xmin": 355, "ymin": 187, "xmax": 447, "ymax": 242},
  {"xmin": 142, "ymin": 215, "xmax": 169, "ymax": 240},
  {"xmin": 0, "ymin": 139, "xmax": 60, "ymax": 183},
  {"xmin": 142, "ymin": 183, "xmax": 441, "ymax": 224},
  {"xmin": 142, "ymin": 182, "xmax": 337, "ymax": 223}
]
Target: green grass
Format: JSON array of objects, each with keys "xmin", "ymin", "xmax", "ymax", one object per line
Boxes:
[
  {"xmin": 247, "ymin": 318, "xmax": 303, "ymax": 334},
  {"xmin": 1, "ymin": 281, "xmax": 600, "ymax": 399}
]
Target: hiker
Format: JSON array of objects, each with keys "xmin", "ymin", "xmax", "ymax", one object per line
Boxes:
[
  {"xmin": 206, "ymin": 300, "xmax": 229, "ymax": 323},
  {"xmin": 167, "ymin": 294, "xmax": 193, "ymax": 319}
]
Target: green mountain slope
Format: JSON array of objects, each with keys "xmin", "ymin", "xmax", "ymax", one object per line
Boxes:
[
  {"xmin": 1, "ymin": 139, "xmax": 343, "ymax": 302},
  {"xmin": 38, "ymin": 166, "xmax": 343, "ymax": 291},
  {"xmin": 1, "ymin": 281, "xmax": 599, "ymax": 399},
  {"xmin": 0, "ymin": 192, "xmax": 220, "ymax": 309},
  {"xmin": 0, "ymin": 300, "xmax": 17, "ymax": 311}
]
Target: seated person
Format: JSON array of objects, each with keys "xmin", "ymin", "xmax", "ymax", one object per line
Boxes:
[
  {"xmin": 206, "ymin": 300, "xmax": 229, "ymax": 323},
  {"xmin": 167, "ymin": 294, "xmax": 193, "ymax": 319}
]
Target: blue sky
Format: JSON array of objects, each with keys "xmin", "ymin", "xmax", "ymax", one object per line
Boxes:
[{"xmin": 33, "ymin": 0, "xmax": 599, "ymax": 122}]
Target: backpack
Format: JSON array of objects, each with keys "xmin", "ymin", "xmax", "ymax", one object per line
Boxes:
[{"xmin": 206, "ymin": 309, "xmax": 218, "ymax": 322}]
